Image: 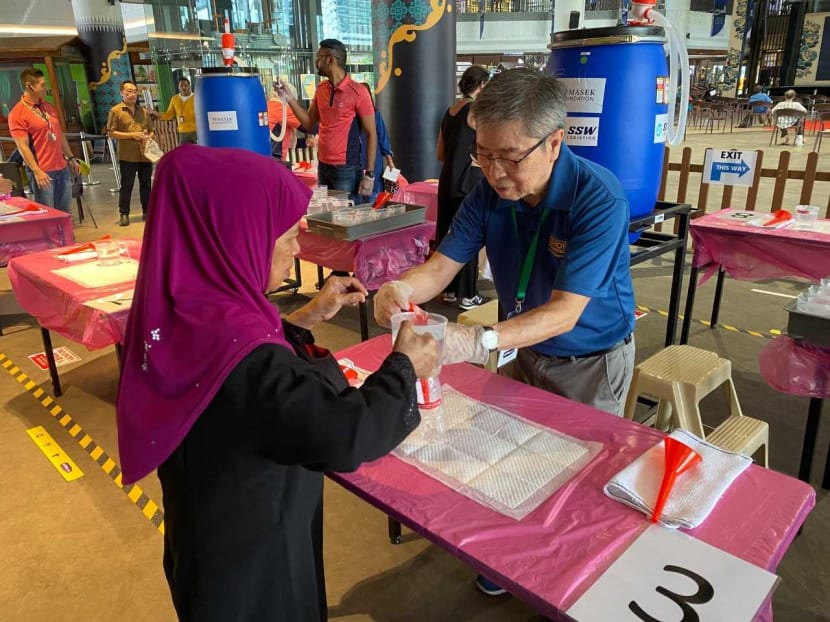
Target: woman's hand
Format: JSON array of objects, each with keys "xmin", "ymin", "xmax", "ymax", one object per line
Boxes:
[
  {"xmin": 285, "ymin": 276, "xmax": 368, "ymax": 329},
  {"xmin": 393, "ymin": 321, "xmax": 438, "ymax": 379}
]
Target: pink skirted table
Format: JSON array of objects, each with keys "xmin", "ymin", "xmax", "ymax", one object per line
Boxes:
[
  {"xmin": 7, "ymin": 240, "xmax": 141, "ymax": 396},
  {"xmin": 760, "ymin": 335, "xmax": 830, "ymax": 488},
  {"xmin": 298, "ymin": 221, "xmax": 435, "ymax": 340},
  {"xmin": 0, "ymin": 197, "xmax": 74, "ymax": 267},
  {"xmin": 292, "ymin": 169, "xmax": 318, "ymax": 189},
  {"xmin": 681, "ymin": 209, "xmax": 830, "ymax": 343},
  {"xmin": 330, "ymin": 337, "xmax": 815, "ymax": 622},
  {"xmin": 393, "ymin": 180, "xmax": 438, "ymax": 223}
]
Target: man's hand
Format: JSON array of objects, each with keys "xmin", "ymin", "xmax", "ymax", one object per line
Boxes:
[
  {"xmin": 358, "ymin": 175, "xmax": 374, "ymax": 197},
  {"xmin": 373, "ymin": 280, "xmax": 412, "ymax": 327},
  {"xmin": 68, "ymin": 158, "xmax": 81, "ymax": 175},
  {"xmin": 33, "ymin": 168, "xmax": 51, "ymax": 190},
  {"xmin": 441, "ymin": 324, "xmax": 489, "ymax": 366},
  {"xmin": 383, "ymin": 155, "xmax": 395, "ymax": 170},
  {"xmin": 132, "ymin": 131, "xmax": 146, "ymax": 142}
]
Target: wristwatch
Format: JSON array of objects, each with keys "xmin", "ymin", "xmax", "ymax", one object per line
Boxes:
[
  {"xmin": 480, "ymin": 326, "xmax": 499, "ymax": 352},
  {"xmin": 363, "ymin": 169, "xmax": 375, "ymax": 179}
]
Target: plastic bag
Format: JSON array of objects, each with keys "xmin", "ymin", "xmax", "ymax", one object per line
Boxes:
[
  {"xmin": 142, "ymin": 138, "xmax": 164, "ymax": 163},
  {"xmin": 759, "ymin": 336, "xmax": 830, "ymax": 398}
]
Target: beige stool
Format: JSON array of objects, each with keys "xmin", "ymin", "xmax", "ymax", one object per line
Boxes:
[
  {"xmin": 457, "ymin": 299, "xmax": 499, "ymax": 372},
  {"xmin": 623, "ymin": 345, "xmax": 769, "ymax": 466}
]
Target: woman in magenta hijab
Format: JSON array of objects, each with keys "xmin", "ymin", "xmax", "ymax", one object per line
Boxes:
[{"xmin": 116, "ymin": 144, "xmax": 436, "ymax": 621}]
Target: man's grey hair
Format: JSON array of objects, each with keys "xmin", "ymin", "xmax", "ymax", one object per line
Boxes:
[{"xmin": 471, "ymin": 68, "xmax": 567, "ymax": 139}]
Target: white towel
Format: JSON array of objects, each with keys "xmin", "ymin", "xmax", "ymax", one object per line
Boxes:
[
  {"xmin": 56, "ymin": 251, "xmax": 97, "ymax": 263},
  {"xmin": 604, "ymin": 429, "xmax": 752, "ymax": 529}
]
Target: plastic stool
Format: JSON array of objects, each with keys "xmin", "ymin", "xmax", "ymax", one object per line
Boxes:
[
  {"xmin": 623, "ymin": 345, "xmax": 769, "ymax": 466},
  {"xmin": 457, "ymin": 299, "xmax": 499, "ymax": 372}
]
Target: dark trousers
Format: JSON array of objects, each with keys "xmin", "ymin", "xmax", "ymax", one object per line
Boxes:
[
  {"xmin": 119, "ymin": 160, "xmax": 152, "ymax": 216},
  {"xmin": 437, "ymin": 194, "xmax": 479, "ymax": 299},
  {"xmin": 317, "ymin": 162, "xmax": 362, "ymax": 204}
]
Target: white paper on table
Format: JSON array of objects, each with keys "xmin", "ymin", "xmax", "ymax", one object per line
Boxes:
[
  {"xmin": 0, "ymin": 215, "xmax": 25, "ymax": 224},
  {"xmin": 394, "ymin": 386, "xmax": 601, "ymax": 520},
  {"xmin": 567, "ymin": 525, "xmax": 779, "ymax": 622},
  {"xmin": 84, "ymin": 289, "xmax": 135, "ymax": 313},
  {"xmin": 53, "ymin": 258, "xmax": 139, "ymax": 288}
]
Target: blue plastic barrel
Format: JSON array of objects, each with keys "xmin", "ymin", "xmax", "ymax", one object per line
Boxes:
[
  {"xmin": 195, "ymin": 67, "xmax": 270, "ymax": 156},
  {"xmin": 547, "ymin": 26, "xmax": 668, "ymax": 239}
]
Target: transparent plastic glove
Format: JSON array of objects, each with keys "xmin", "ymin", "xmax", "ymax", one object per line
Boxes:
[
  {"xmin": 373, "ymin": 280, "xmax": 413, "ymax": 327},
  {"xmin": 358, "ymin": 175, "xmax": 374, "ymax": 197},
  {"xmin": 441, "ymin": 323, "xmax": 489, "ymax": 366}
]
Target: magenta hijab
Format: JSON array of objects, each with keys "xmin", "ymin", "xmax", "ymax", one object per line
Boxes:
[{"xmin": 116, "ymin": 144, "xmax": 311, "ymax": 484}]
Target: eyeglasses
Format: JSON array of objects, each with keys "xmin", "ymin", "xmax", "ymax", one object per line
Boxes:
[{"xmin": 470, "ymin": 132, "xmax": 554, "ymax": 172}]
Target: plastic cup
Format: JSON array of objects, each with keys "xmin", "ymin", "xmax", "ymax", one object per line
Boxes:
[
  {"xmin": 94, "ymin": 240, "xmax": 121, "ymax": 266},
  {"xmin": 391, "ymin": 311, "xmax": 448, "ymax": 409},
  {"xmin": 795, "ymin": 205, "xmax": 820, "ymax": 230}
]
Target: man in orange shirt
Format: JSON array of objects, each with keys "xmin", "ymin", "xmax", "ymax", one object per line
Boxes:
[
  {"xmin": 8, "ymin": 68, "xmax": 80, "ymax": 214},
  {"xmin": 282, "ymin": 39, "xmax": 377, "ymax": 202}
]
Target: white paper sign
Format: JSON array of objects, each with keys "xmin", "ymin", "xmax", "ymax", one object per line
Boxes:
[
  {"xmin": 568, "ymin": 525, "xmax": 778, "ymax": 622},
  {"xmin": 703, "ymin": 149, "xmax": 757, "ymax": 187},
  {"xmin": 565, "ymin": 117, "xmax": 600, "ymax": 147},
  {"xmin": 559, "ymin": 77, "xmax": 606, "ymax": 114},
  {"xmin": 207, "ymin": 110, "xmax": 239, "ymax": 131}
]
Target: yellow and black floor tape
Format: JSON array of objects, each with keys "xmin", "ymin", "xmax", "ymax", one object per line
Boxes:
[
  {"xmin": 0, "ymin": 352, "xmax": 164, "ymax": 535},
  {"xmin": 635, "ymin": 305, "xmax": 783, "ymax": 341}
]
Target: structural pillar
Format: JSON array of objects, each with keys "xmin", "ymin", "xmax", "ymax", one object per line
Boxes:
[
  {"xmin": 70, "ymin": 0, "xmax": 133, "ymax": 132},
  {"xmin": 372, "ymin": 0, "xmax": 455, "ymax": 182}
]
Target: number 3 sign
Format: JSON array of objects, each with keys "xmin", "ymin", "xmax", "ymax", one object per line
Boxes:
[{"xmin": 567, "ymin": 525, "xmax": 779, "ymax": 621}]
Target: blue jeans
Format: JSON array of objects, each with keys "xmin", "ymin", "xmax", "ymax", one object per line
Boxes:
[
  {"xmin": 32, "ymin": 167, "xmax": 72, "ymax": 215},
  {"xmin": 317, "ymin": 162, "xmax": 362, "ymax": 203}
]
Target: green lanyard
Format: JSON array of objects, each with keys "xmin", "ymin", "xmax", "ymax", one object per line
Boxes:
[{"xmin": 510, "ymin": 205, "xmax": 549, "ymax": 315}]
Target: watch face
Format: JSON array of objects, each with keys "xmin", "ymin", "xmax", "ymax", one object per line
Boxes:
[{"xmin": 481, "ymin": 329, "xmax": 498, "ymax": 351}]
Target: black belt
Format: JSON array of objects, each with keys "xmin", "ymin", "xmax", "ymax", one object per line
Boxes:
[{"xmin": 548, "ymin": 334, "xmax": 632, "ymax": 361}]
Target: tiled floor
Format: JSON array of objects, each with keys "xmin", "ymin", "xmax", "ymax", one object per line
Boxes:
[{"xmin": 0, "ymin": 124, "xmax": 828, "ymax": 621}]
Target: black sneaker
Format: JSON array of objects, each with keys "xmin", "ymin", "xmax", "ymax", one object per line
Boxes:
[
  {"xmin": 442, "ymin": 292, "xmax": 457, "ymax": 303},
  {"xmin": 119, "ymin": 214, "xmax": 129, "ymax": 227},
  {"xmin": 475, "ymin": 574, "xmax": 507, "ymax": 596},
  {"xmin": 459, "ymin": 295, "xmax": 487, "ymax": 310}
]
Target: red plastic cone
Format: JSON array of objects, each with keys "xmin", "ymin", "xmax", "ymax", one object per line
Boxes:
[{"xmin": 650, "ymin": 437, "xmax": 702, "ymax": 523}]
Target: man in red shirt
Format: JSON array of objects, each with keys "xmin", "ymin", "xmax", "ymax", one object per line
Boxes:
[
  {"xmin": 8, "ymin": 68, "xmax": 80, "ymax": 214},
  {"xmin": 282, "ymin": 39, "xmax": 377, "ymax": 202}
]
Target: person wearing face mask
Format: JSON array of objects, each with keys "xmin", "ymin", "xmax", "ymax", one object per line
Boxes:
[
  {"xmin": 151, "ymin": 77, "xmax": 197, "ymax": 145},
  {"xmin": 8, "ymin": 68, "xmax": 80, "ymax": 214},
  {"xmin": 107, "ymin": 79, "xmax": 155, "ymax": 226},
  {"xmin": 280, "ymin": 38, "xmax": 377, "ymax": 203}
]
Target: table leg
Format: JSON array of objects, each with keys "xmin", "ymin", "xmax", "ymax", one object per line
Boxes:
[
  {"xmin": 41, "ymin": 328, "xmax": 62, "ymax": 397},
  {"xmin": 359, "ymin": 299, "xmax": 369, "ymax": 342},
  {"xmin": 798, "ymin": 397, "xmax": 823, "ymax": 483},
  {"xmin": 388, "ymin": 516, "xmax": 402, "ymax": 545},
  {"xmin": 316, "ymin": 265, "xmax": 324, "ymax": 290},
  {"xmin": 293, "ymin": 257, "xmax": 302, "ymax": 290},
  {"xmin": 115, "ymin": 343, "xmax": 123, "ymax": 374},
  {"xmin": 710, "ymin": 266, "xmax": 726, "ymax": 328},
  {"xmin": 681, "ymin": 265, "xmax": 699, "ymax": 344},
  {"xmin": 666, "ymin": 216, "xmax": 688, "ymax": 347}
]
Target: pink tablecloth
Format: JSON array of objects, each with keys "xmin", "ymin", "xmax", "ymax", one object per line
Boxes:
[
  {"xmin": 293, "ymin": 169, "xmax": 318, "ymax": 189},
  {"xmin": 298, "ymin": 221, "xmax": 435, "ymax": 291},
  {"xmin": 330, "ymin": 337, "xmax": 816, "ymax": 621},
  {"xmin": 393, "ymin": 180, "xmax": 438, "ymax": 223},
  {"xmin": 760, "ymin": 335, "xmax": 830, "ymax": 398},
  {"xmin": 692, "ymin": 209, "xmax": 830, "ymax": 285},
  {"xmin": 7, "ymin": 240, "xmax": 141, "ymax": 349},
  {"xmin": 0, "ymin": 198, "xmax": 75, "ymax": 266}
]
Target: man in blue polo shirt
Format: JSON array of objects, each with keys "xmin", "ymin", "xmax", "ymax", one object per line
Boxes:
[
  {"xmin": 375, "ymin": 68, "xmax": 635, "ymax": 599},
  {"xmin": 375, "ymin": 67, "xmax": 634, "ymax": 416}
]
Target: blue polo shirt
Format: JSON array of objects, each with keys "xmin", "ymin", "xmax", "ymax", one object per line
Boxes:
[{"xmin": 438, "ymin": 143, "xmax": 634, "ymax": 357}]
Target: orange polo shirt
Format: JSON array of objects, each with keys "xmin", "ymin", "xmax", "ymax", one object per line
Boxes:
[
  {"xmin": 8, "ymin": 97, "xmax": 67, "ymax": 173},
  {"xmin": 313, "ymin": 74, "xmax": 374, "ymax": 166}
]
